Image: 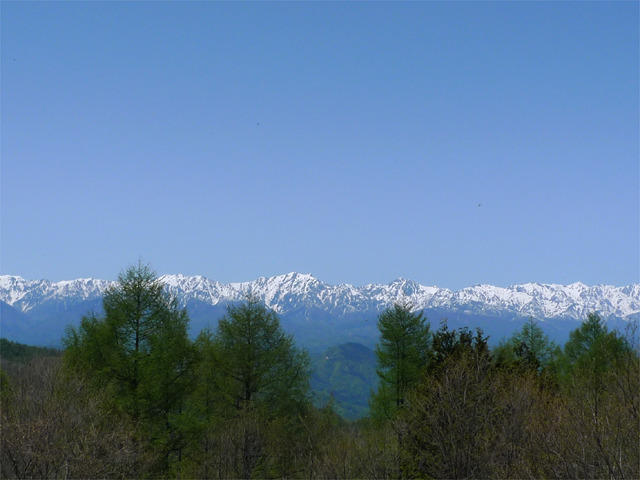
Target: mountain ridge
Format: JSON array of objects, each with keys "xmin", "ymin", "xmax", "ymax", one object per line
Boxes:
[{"xmin": 1, "ymin": 272, "xmax": 638, "ymax": 321}]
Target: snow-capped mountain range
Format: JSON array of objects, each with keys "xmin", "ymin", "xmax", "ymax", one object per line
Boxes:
[{"xmin": 1, "ymin": 272, "xmax": 638, "ymax": 320}]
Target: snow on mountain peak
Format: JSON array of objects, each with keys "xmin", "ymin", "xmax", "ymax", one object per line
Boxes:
[
  {"xmin": 0, "ymin": 276, "xmax": 112, "ymax": 312},
  {"xmin": 0, "ymin": 273, "xmax": 638, "ymax": 320}
]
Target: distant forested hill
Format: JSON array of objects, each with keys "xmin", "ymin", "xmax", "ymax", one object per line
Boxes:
[
  {"xmin": 0, "ymin": 338, "xmax": 61, "ymax": 363},
  {"xmin": 311, "ymin": 342, "xmax": 377, "ymax": 419}
]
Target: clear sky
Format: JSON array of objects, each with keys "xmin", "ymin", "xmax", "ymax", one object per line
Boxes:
[{"xmin": 1, "ymin": 2, "xmax": 638, "ymax": 289}]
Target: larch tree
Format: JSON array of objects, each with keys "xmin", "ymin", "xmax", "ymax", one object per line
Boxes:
[
  {"xmin": 62, "ymin": 263, "xmax": 196, "ymax": 474},
  {"xmin": 371, "ymin": 303, "xmax": 431, "ymax": 421},
  {"xmin": 493, "ymin": 317, "xmax": 559, "ymax": 373},
  {"xmin": 211, "ymin": 298, "xmax": 310, "ymax": 415}
]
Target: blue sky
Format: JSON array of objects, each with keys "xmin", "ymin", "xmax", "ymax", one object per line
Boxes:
[{"xmin": 1, "ymin": 2, "xmax": 638, "ymax": 289}]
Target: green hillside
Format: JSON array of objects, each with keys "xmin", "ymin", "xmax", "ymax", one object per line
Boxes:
[
  {"xmin": 0, "ymin": 338, "xmax": 61, "ymax": 363},
  {"xmin": 310, "ymin": 342, "xmax": 378, "ymax": 419}
]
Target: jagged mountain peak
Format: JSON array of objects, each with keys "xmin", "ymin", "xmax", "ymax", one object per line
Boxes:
[
  {"xmin": 160, "ymin": 273, "xmax": 219, "ymax": 288},
  {"xmin": 0, "ymin": 275, "xmax": 111, "ymax": 313},
  {"xmin": 0, "ymin": 273, "xmax": 638, "ymax": 321},
  {"xmin": 0, "ymin": 275, "xmax": 27, "ymax": 283},
  {"xmin": 247, "ymin": 272, "xmax": 322, "ymax": 289}
]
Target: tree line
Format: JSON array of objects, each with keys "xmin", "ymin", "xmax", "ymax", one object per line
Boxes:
[{"xmin": 1, "ymin": 263, "xmax": 638, "ymax": 479}]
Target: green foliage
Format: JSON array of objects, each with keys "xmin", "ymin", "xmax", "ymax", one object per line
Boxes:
[
  {"xmin": 560, "ymin": 312, "xmax": 630, "ymax": 387},
  {"xmin": 212, "ymin": 299, "xmax": 310, "ymax": 414},
  {"xmin": 64, "ymin": 264, "xmax": 195, "ymax": 413},
  {"xmin": 397, "ymin": 316, "xmax": 640, "ymax": 479},
  {"xmin": 0, "ymin": 338, "xmax": 60, "ymax": 363},
  {"xmin": 6, "ymin": 278, "xmax": 639, "ymax": 480},
  {"xmin": 529, "ymin": 317, "xmax": 640, "ymax": 479},
  {"xmin": 178, "ymin": 299, "xmax": 313, "ymax": 478},
  {"xmin": 371, "ymin": 304, "xmax": 430, "ymax": 420},
  {"xmin": 401, "ymin": 347, "xmax": 502, "ymax": 479},
  {"xmin": 400, "ymin": 322, "xmax": 496, "ymax": 479},
  {"xmin": 430, "ymin": 321, "xmax": 489, "ymax": 371},
  {"xmin": 493, "ymin": 318, "xmax": 559, "ymax": 373},
  {"xmin": 62, "ymin": 263, "xmax": 196, "ymax": 475}
]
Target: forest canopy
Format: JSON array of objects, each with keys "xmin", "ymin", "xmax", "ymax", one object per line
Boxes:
[{"xmin": 1, "ymin": 264, "xmax": 638, "ymax": 479}]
